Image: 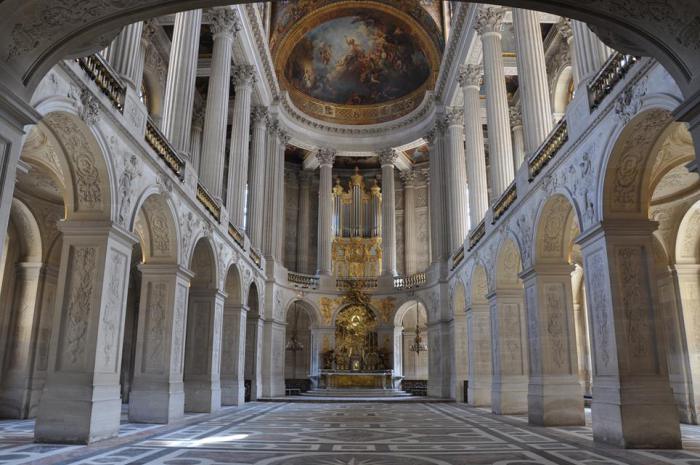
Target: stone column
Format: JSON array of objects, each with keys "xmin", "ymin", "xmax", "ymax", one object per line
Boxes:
[
  {"xmin": 556, "ymin": 19, "xmax": 577, "ymax": 86},
  {"xmin": 521, "ymin": 265, "xmax": 584, "ymax": 426},
  {"xmin": 427, "ymin": 318, "xmax": 454, "ymax": 399},
  {"xmin": 426, "ymin": 123, "xmax": 447, "ymax": 262},
  {"xmin": 571, "ymin": 264, "xmax": 592, "ymax": 397},
  {"xmin": 161, "ymin": 9, "xmax": 202, "ymax": 157},
  {"xmin": 510, "ymin": 104, "xmax": 525, "ymax": 170},
  {"xmin": 105, "ymin": 22, "xmax": 145, "ymax": 91},
  {"xmin": 445, "ymin": 108, "xmax": 469, "ymax": 250},
  {"xmin": 296, "ymin": 170, "xmax": 313, "ymax": 274},
  {"xmin": 512, "ymin": 9, "xmax": 553, "ymax": 153},
  {"xmin": 316, "ymin": 148, "xmax": 336, "ymax": 275},
  {"xmin": 274, "ymin": 131, "xmax": 290, "ymax": 261},
  {"xmin": 128, "ymin": 264, "xmax": 192, "ymax": 423},
  {"xmin": 184, "ymin": 289, "xmax": 225, "ymax": 413},
  {"xmin": 245, "ymin": 315, "xmax": 263, "ymax": 400},
  {"xmin": 35, "ymin": 222, "xmax": 136, "ymax": 444},
  {"xmin": 476, "ymin": 7, "xmax": 514, "ymax": 196},
  {"xmin": 379, "ymin": 149, "xmax": 398, "ymax": 277},
  {"xmin": 199, "ymin": 8, "xmax": 239, "ymax": 201},
  {"xmin": 489, "ymin": 289, "xmax": 528, "ymax": 415},
  {"xmin": 578, "ymin": 219, "xmax": 681, "ymax": 448},
  {"xmin": 227, "ymin": 65, "xmax": 255, "ymax": 227},
  {"xmin": 189, "ymin": 106, "xmax": 205, "ymax": 175},
  {"xmin": 247, "ymin": 106, "xmax": 268, "ymax": 250},
  {"xmin": 262, "ymin": 119, "xmax": 285, "ymax": 260},
  {"xmin": 571, "ymin": 20, "xmax": 612, "ymax": 86},
  {"xmin": 221, "ymin": 304, "xmax": 247, "ymax": 405},
  {"xmin": 400, "ymin": 170, "xmax": 417, "ymax": 276},
  {"xmin": 261, "ymin": 316, "xmax": 286, "ymax": 398},
  {"xmin": 467, "ymin": 302, "xmax": 492, "ymax": 406},
  {"xmin": 458, "ymin": 66, "xmax": 489, "ymax": 226}
]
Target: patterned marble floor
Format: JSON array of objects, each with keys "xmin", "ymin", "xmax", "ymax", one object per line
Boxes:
[{"xmin": 2, "ymin": 402, "xmax": 700, "ymax": 464}]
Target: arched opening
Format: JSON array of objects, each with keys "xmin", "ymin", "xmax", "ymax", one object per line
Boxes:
[
  {"xmin": 452, "ymin": 282, "xmax": 468, "ymax": 402},
  {"xmin": 491, "ymin": 238, "xmax": 527, "ymax": 415},
  {"xmin": 244, "ymin": 282, "xmax": 261, "ymax": 401},
  {"xmin": 284, "ymin": 300, "xmax": 315, "ymax": 394},
  {"xmin": 221, "ymin": 263, "xmax": 246, "ymax": 405},
  {"xmin": 552, "ymin": 66, "xmax": 574, "ymax": 122},
  {"xmin": 183, "ymin": 237, "xmax": 222, "ymax": 413},
  {"xmin": 396, "ymin": 300, "xmax": 429, "ymax": 396},
  {"xmin": 467, "ymin": 263, "xmax": 491, "ymax": 406}
]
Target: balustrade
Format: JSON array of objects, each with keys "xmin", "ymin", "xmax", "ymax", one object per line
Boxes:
[
  {"xmin": 76, "ymin": 54, "xmax": 126, "ymax": 112},
  {"xmin": 588, "ymin": 52, "xmax": 639, "ymax": 109},
  {"xmin": 528, "ymin": 118, "xmax": 569, "ymax": 181}
]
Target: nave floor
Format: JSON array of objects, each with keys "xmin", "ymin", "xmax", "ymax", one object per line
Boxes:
[{"xmin": 2, "ymin": 402, "xmax": 700, "ymax": 465}]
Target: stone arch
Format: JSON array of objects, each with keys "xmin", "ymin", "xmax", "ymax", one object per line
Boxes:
[
  {"xmin": 284, "ymin": 299, "xmax": 316, "ymax": 383},
  {"xmin": 188, "ymin": 236, "xmax": 218, "ymax": 290},
  {"xmin": 9, "ymin": 198, "xmax": 42, "ymax": 262},
  {"xmin": 132, "ymin": 192, "xmax": 179, "ymax": 265},
  {"xmin": 452, "ymin": 279, "xmax": 468, "ymax": 402},
  {"xmin": 247, "ymin": 281, "xmax": 260, "ymax": 316},
  {"xmin": 676, "ymin": 200, "xmax": 700, "ymax": 265},
  {"xmin": 395, "ymin": 299, "xmax": 429, "ymax": 383},
  {"xmin": 552, "ymin": 65, "xmax": 574, "ymax": 119},
  {"xmin": 495, "ymin": 237, "xmax": 523, "ymax": 290},
  {"xmin": 223, "ymin": 263, "xmax": 243, "ymax": 306},
  {"xmin": 284, "ymin": 297, "xmax": 320, "ymax": 328},
  {"xmin": 534, "ymin": 194, "xmax": 581, "ymax": 264},
  {"xmin": 393, "ymin": 294, "xmax": 430, "ymax": 327}
]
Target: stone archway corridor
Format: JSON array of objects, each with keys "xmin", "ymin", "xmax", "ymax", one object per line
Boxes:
[{"xmin": 2, "ymin": 402, "xmax": 700, "ymax": 464}]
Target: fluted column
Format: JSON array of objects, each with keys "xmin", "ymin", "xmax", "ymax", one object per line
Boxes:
[
  {"xmin": 458, "ymin": 65, "xmax": 489, "ymax": 226},
  {"xmin": 512, "ymin": 9, "xmax": 553, "ymax": 153},
  {"xmin": 247, "ymin": 107, "xmax": 268, "ymax": 249},
  {"xmin": 227, "ymin": 65, "xmax": 255, "ymax": 227},
  {"xmin": 316, "ymin": 148, "xmax": 336, "ymax": 275},
  {"xmin": 379, "ymin": 149, "xmax": 398, "ymax": 277},
  {"xmin": 105, "ymin": 22, "xmax": 145, "ymax": 91},
  {"xmin": 199, "ymin": 8, "xmax": 239, "ymax": 201},
  {"xmin": 426, "ymin": 121, "xmax": 447, "ymax": 262},
  {"xmin": 510, "ymin": 104, "xmax": 525, "ymax": 169},
  {"xmin": 161, "ymin": 9, "xmax": 202, "ymax": 156},
  {"xmin": 556, "ymin": 19, "xmax": 577, "ymax": 86},
  {"xmin": 297, "ymin": 170, "xmax": 313, "ymax": 274},
  {"xmin": 400, "ymin": 170, "xmax": 417, "ymax": 275},
  {"xmin": 274, "ymin": 131, "xmax": 290, "ymax": 261},
  {"xmin": 262, "ymin": 118, "xmax": 280, "ymax": 259},
  {"xmin": 476, "ymin": 7, "xmax": 514, "ymax": 196},
  {"xmin": 445, "ymin": 108, "xmax": 469, "ymax": 250},
  {"xmin": 189, "ymin": 106, "xmax": 204, "ymax": 174},
  {"xmin": 571, "ymin": 19, "xmax": 612, "ymax": 86}
]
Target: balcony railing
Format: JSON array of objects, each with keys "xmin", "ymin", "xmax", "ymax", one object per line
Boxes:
[
  {"xmin": 76, "ymin": 54, "xmax": 126, "ymax": 113},
  {"xmin": 336, "ymin": 277, "xmax": 378, "ymax": 290},
  {"xmin": 228, "ymin": 223, "xmax": 245, "ymax": 249},
  {"xmin": 528, "ymin": 118, "xmax": 568, "ymax": 181},
  {"xmin": 492, "ymin": 183, "xmax": 517, "ymax": 224},
  {"xmin": 394, "ymin": 272, "xmax": 427, "ymax": 290},
  {"xmin": 196, "ymin": 183, "xmax": 221, "ymax": 222},
  {"xmin": 588, "ymin": 53, "xmax": 639, "ymax": 110},
  {"xmin": 288, "ymin": 272, "xmax": 319, "ymax": 289},
  {"xmin": 249, "ymin": 247, "xmax": 262, "ymax": 269},
  {"xmin": 468, "ymin": 219, "xmax": 486, "ymax": 251},
  {"xmin": 145, "ymin": 117, "xmax": 185, "ymax": 180},
  {"xmin": 451, "ymin": 245, "xmax": 465, "ymax": 271}
]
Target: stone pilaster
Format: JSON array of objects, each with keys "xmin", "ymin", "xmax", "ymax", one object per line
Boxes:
[
  {"xmin": 184, "ymin": 289, "xmax": 225, "ymax": 413},
  {"xmin": 444, "ymin": 108, "xmax": 469, "ymax": 250},
  {"xmin": 510, "ymin": 104, "xmax": 525, "ymax": 169},
  {"xmin": 521, "ymin": 265, "xmax": 584, "ymax": 426},
  {"xmin": 476, "ymin": 7, "xmax": 514, "ymax": 196},
  {"xmin": 189, "ymin": 106, "xmax": 205, "ymax": 174},
  {"xmin": 458, "ymin": 65, "xmax": 489, "ymax": 226},
  {"xmin": 227, "ymin": 64, "xmax": 255, "ymax": 227},
  {"xmin": 105, "ymin": 22, "xmax": 145, "ymax": 91},
  {"xmin": 297, "ymin": 170, "xmax": 313, "ymax": 274},
  {"xmin": 379, "ymin": 148, "xmax": 398, "ymax": 277},
  {"xmin": 161, "ymin": 9, "xmax": 202, "ymax": 157},
  {"xmin": 199, "ymin": 8, "xmax": 239, "ymax": 201},
  {"xmin": 262, "ymin": 119, "xmax": 287, "ymax": 261},
  {"xmin": 128, "ymin": 264, "xmax": 192, "ymax": 423},
  {"xmin": 274, "ymin": 131, "xmax": 290, "ymax": 261},
  {"xmin": 316, "ymin": 148, "xmax": 336, "ymax": 275},
  {"xmin": 467, "ymin": 302, "xmax": 492, "ymax": 406},
  {"xmin": 577, "ymin": 219, "xmax": 681, "ymax": 448},
  {"xmin": 426, "ymin": 123, "xmax": 447, "ymax": 262},
  {"xmin": 512, "ymin": 9, "xmax": 553, "ymax": 153},
  {"xmin": 245, "ymin": 315, "xmax": 263, "ymax": 400},
  {"xmin": 572, "ymin": 19, "xmax": 612, "ymax": 86},
  {"xmin": 400, "ymin": 170, "xmax": 417, "ymax": 276},
  {"xmin": 221, "ymin": 304, "xmax": 247, "ymax": 405},
  {"xmin": 35, "ymin": 222, "xmax": 136, "ymax": 444},
  {"xmin": 247, "ymin": 106, "xmax": 268, "ymax": 250}
]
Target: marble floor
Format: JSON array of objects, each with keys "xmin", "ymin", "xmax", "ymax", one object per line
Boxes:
[{"xmin": 2, "ymin": 402, "xmax": 700, "ymax": 464}]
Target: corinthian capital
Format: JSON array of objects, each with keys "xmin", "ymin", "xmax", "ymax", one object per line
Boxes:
[
  {"xmin": 232, "ymin": 64, "xmax": 256, "ymax": 87},
  {"xmin": 251, "ymin": 105, "xmax": 268, "ymax": 123},
  {"xmin": 278, "ymin": 129, "xmax": 291, "ymax": 145},
  {"xmin": 445, "ymin": 107, "xmax": 464, "ymax": 126},
  {"xmin": 458, "ymin": 64, "xmax": 483, "ymax": 88},
  {"xmin": 316, "ymin": 148, "xmax": 336, "ymax": 166},
  {"xmin": 378, "ymin": 148, "xmax": 398, "ymax": 167},
  {"xmin": 475, "ymin": 7, "xmax": 506, "ymax": 35},
  {"xmin": 399, "ymin": 169, "xmax": 416, "ymax": 186},
  {"xmin": 556, "ymin": 18, "xmax": 573, "ymax": 41},
  {"xmin": 210, "ymin": 8, "xmax": 241, "ymax": 37},
  {"xmin": 509, "ymin": 104, "xmax": 522, "ymax": 127}
]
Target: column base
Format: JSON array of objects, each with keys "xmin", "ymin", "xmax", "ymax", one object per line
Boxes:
[
  {"xmin": 528, "ymin": 377, "xmax": 584, "ymax": 426},
  {"xmin": 592, "ymin": 380, "xmax": 682, "ymax": 448},
  {"xmin": 492, "ymin": 377, "xmax": 528, "ymax": 415},
  {"xmin": 221, "ymin": 379, "xmax": 245, "ymax": 405},
  {"xmin": 184, "ymin": 380, "xmax": 221, "ymax": 413},
  {"xmin": 35, "ymin": 385, "xmax": 121, "ymax": 444},
  {"xmin": 128, "ymin": 383, "xmax": 185, "ymax": 423},
  {"xmin": 468, "ymin": 382, "xmax": 492, "ymax": 407}
]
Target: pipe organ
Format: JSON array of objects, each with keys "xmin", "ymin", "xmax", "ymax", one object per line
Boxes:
[{"xmin": 332, "ymin": 167, "xmax": 383, "ymax": 277}]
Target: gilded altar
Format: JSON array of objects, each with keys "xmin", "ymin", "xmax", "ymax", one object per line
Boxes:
[{"xmin": 319, "ymin": 370, "xmax": 393, "ymax": 389}]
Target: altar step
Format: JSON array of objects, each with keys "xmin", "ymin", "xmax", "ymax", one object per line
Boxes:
[{"xmin": 301, "ymin": 388, "xmax": 412, "ymax": 398}]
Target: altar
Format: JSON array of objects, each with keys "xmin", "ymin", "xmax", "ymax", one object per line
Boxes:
[{"xmin": 319, "ymin": 370, "xmax": 394, "ymax": 389}]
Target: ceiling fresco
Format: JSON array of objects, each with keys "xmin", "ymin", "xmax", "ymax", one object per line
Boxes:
[{"xmin": 272, "ymin": 1, "xmax": 443, "ymax": 125}]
